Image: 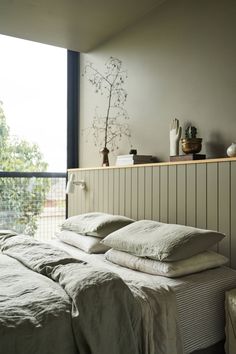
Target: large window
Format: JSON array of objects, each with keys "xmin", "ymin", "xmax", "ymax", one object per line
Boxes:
[
  {"xmin": 0, "ymin": 34, "xmax": 67, "ymax": 172},
  {"xmin": 0, "ymin": 35, "xmax": 68, "ymax": 239}
]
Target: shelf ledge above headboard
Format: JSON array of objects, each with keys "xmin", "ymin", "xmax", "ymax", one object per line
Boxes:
[{"xmin": 68, "ymin": 156, "xmax": 236, "ymax": 172}]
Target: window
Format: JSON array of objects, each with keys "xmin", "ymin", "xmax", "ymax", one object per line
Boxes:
[
  {"xmin": 0, "ymin": 35, "xmax": 68, "ymax": 239},
  {"xmin": 0, "ymin": 34, "xmax": 67, "ymax": 172}
]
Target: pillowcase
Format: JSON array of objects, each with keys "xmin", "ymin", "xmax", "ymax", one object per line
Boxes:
[
  {"xmin": 101, "ymin": 220, "xmax": 225, "ymax": 261},
  {"xmin": 105, "ymin": 249, "xmax": 228, "ymax": 278},
  {"xmin": 0, "ymin": 230, "xmax": 17, "ymax": 237},
  {"xmin": 61, "ymin": 212, "xmax": 134, "ymax": 238},
  {"xmin": 56, "ymin": 230, "xmax": 110, "ymax": 254}
]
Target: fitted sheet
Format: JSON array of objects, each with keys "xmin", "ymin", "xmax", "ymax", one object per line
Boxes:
[{"xmin": 49, "ymin": 239, "xmax": 236, "ymax": 353}]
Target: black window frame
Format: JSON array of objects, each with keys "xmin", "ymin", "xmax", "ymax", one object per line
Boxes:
[
  {"xmin": 67, "ymin": 50, "xmax": 79, "ymax": 170},
  {"xmin": 66, "ymin": 50, "xmax": 79, "ymax": 217}
]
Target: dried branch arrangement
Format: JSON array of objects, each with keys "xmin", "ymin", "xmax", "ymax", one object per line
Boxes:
[{"xmin": 83, "ymin": 57, "xmax": 131, "ymax": 153}]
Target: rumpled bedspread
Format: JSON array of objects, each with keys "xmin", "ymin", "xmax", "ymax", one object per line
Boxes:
[{"xmin": 0, "ymin": 233, "xmax": 183, "ymax": 354}]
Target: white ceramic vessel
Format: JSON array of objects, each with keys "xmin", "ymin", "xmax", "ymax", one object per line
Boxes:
[{"xmin": 227, "ymin": 142, "xmax": 236, "ymax": 157}]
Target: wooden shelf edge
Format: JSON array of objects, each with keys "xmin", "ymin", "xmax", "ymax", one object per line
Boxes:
[{"xmin": 67, "ymin": 156, "xmax": 236, "ymax": 172}]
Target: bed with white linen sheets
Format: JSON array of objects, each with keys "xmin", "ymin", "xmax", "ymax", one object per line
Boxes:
[{"xmin": 49, "ymin": 239, "xmax": 236, "ymax": 354}]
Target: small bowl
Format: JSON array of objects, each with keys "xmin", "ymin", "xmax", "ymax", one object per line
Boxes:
[{"xmin": 181, "ymin": 138, "xmax": 202, "ymax": 154}]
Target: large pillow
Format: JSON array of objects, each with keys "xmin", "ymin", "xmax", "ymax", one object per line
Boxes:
[
  {"xmin": 101, "ymin": 220, "xmax": 225, "ymax": 261},
  {"xmin": 61, "ymin": 212, "xmax": 134, "ymax": 238},
  {"xmin": 105, "ymin": 249, "xmax": 228, "ymax": 278},
  {"xmin": 56, "ymin": 230, "xmax": 110, "ymax": 254}
]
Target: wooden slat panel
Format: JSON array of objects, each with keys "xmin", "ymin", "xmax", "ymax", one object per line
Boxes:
[
  {"xmin": 145, "ymin": 167, "xmax": 152, "ymax": 220},
  {"xmin": 176, "ymin": 165, "xmax": 186, "ymax": 225},
  {"xmin": 88, "ymin": 169, "xmax": 95, "ymax": 212},
  {"xmin": 77, "ymin": 171, "xmax": 84, "ymax": 215},
  {"xmin": 69, "ymin": 172, "xmax": 76, "ymax": 215},
  {"xmin": 125, "ymin": 168, "xmax": 132, "ymax": 218},
  {"xmin": 218, "ymin": 162, "xmax": 230, "ymax": 260},
  {"xmin": 131, "ymin": 168, "xmax": 138, "ymax": 220},
  {"xmin": 84, "ymin": 170, "xmax": 89, "ymax": 213},
  {"xmin": 196, "ymin": 164, "xmax": 207, "ymax": 229},
  {"xmin": 160, "ymin": 166, "xmax": 168, "ymax": 223},
  {"xmin": 98, "ymin": 170, "xmax": 104, "ymax": 212},
  {"xmin": 94, "ymin": 169, "xmax": 99, "ymax": 212},
  {"xmin": 79, "ymin": 170, "xmax": 86, "ymax": 214},
  {"xmin": 152, "ymin": 166, "xmax": 160, "ymax": 221},
  {"xmin": 168, "ymin": 165, "xmax": 177, "ymax": 224},
  {"xmin": 103, "ymin": 169, "xmax": 109, "ymax": 213},
  {"xmin": 206, "ymin": 163, "xmax": 218, "ymax": 251},
  {"xmin": 186, "ymin": 164, "xmax": 196, "ymax": 227},
  {"xmin": 113, "ymin": 169, "xmax": 120, "ymax": 215},
  {"xmin": 231, "ymin": 162, "xmax": 236, "ymax": 268},
  {"xmin": 138, "ymin": 167, "xmax": 145, "ymax": 220},
  {"xmin": 77, "ymin": 171, "xmax": 82, "ymax": 215},
  {"xmin": 119, "ymin": 169, "xmax": 125, "ymax": 215},
  {"xmin": 108, "ymin": 169, "xmax": 114, "ymax": 214},
  {"xmin": 68, "ymin": 160, "xmax": 236, "ymax": 269}
]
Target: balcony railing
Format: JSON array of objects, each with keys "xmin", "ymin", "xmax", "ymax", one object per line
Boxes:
[{"xmin": 0, "ymin": 172, "xmax": 67, "ymax": 241}]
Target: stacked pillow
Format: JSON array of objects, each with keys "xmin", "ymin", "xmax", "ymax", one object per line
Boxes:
[
  {"xmin": 56, "ymin": 212, "xmax": 134, "ymax": 254},
  {"xmin": 101, "ymin": 220, "xmax": 228, "ymax": 278}
]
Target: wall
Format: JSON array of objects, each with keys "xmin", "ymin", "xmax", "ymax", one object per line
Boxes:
[{"xmin": 79, "ymin": 0, "xmax": 236, "ymax": 167}]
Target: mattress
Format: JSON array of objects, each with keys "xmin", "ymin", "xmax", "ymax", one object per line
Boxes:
[{"xmin": 48, "ymin": 239, "xmax": 236, "ymax": 354}]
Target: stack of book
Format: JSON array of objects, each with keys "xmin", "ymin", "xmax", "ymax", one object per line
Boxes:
[{"xmin": 116, "ymin": 154, "xmax": 157, "ymax": 166}]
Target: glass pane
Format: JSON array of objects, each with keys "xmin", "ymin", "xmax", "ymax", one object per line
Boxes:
[
  {"xmin": 0, "ymin": 34, "xmax": 67, "ymax": 172},
  {"xmin": 0, "ymin": 35, "xmax": 67, "ymax": 240},
  {"xmin": 0, "ymin": 175, "xmax": 66, "ymax": 240}
]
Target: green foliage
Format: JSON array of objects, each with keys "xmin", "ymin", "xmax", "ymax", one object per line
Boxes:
[
  {"xmin": 0, "ymin": 101, "xmax": 49, "ymax": 235},
  {"xmin": 185, "ymin": 125, "xmax": 197, "ymax": 139}
]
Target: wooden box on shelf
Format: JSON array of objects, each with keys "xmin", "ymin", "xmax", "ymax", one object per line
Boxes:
[{"xmin": 170, "ymin": 154, "xmax": 206, "ymax": 162}]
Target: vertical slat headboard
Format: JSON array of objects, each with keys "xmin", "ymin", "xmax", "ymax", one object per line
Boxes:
[{"xmin": 68, "ymin": 157, "xmax": 236, "ymax": 269}]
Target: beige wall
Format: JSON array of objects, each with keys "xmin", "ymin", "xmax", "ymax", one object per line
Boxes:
[{"xmin": 79, "ymin": 0, "xmax": 236, "ymax": 167}]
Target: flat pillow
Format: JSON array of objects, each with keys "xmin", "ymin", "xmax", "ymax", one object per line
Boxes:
[
  {"xmin": 61, "ymin": 212, "xmax": 134, "ymax": 238},
  {"xmin": 101, "ymin": 220, "xmax": 225, "ymax": 261},
  {"xmin": 56, "ymin": 230, "xmax": 110, "ymax": 254},
  {"xmin": 105, "ymin": 249, "xmax": 229, "ymax": 278}
]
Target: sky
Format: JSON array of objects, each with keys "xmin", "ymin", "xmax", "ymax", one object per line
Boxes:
[{"xmin": 0, "ymin": 34, "xmax": 67, "ymax": 172}]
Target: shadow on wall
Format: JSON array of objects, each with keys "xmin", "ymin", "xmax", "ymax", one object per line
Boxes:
[{"xmin": 205, "ymin": 131, "xmax": 228, "ymax": 158}]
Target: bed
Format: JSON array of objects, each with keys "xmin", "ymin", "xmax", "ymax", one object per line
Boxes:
[
  {"xmin": 1, "ymin": 227, "xmax": 236, "ymax": 354},
  {"xmin": 50, "ymin": 239, "xmax": 236, "ymax": 354},
  {"xmin": 2, "ymin": 158, "xmax": 236, "ymax": 353}
]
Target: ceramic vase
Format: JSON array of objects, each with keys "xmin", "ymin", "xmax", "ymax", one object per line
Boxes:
[
  {"xmin": 100, "ymin": 147, "xmax": 109, "ymax": 166},
  {"xmin": 227, "ymin": 143, "xmax": 236, "ymax": 157}
]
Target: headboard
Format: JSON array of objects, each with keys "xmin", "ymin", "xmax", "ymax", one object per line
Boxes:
[{"xmin": 68, "ymin": 157, "xmax": 236, "ymax": 269}]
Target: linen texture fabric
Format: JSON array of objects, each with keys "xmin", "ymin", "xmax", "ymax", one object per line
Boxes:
[
  {"xmin": 56, "ymin": 230, "xmax": 110, "ymax": 254},
  {"xmin": 101, "ymin": 220, "xmax": 225, "ymax": 261},
  {"xmin": 105, "ymin": 249, "xmax": 228, "ymax": 277},
  {"xmin": 61, "ymin": 212, "xmax": 134, "ymax": 238}
]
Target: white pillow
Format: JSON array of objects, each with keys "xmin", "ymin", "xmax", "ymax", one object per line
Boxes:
[
  {"xmin": 61, "ymin": 212, "xmax": 134, "ymax": 238},
  {"xmin": 105, "ymin": 249, "xmax": 229, "ymax": 278},
  {"xmin": 101, "ymin": 220, "xmax": 225, "ymax": 261},
  {"xmin": 56, "ymin": 230, "xmax": 110, "ymax": 254}
]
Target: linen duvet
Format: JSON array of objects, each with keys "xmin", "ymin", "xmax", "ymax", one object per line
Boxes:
[{"xmin": 0, "ymin": 233, "xmax": 182, "ymax": 354}]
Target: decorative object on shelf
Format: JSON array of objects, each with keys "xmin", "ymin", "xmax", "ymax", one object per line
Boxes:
[
  {"xmin": 100, "ymin": 147, "xmax": 110, "ymax": 167},
  {"xmin": 129, "ymin": 149, "xmax": 137, "ymax": 155},
  {"xmin": 116, "ymin": 154, "xmax": 157, "ymax": 166},
  {"xmin": 227, "ymin": 143, "xmax": 236, "ymax": 157},
  {"xmin": 170, "ymin": 154, "xmax": 206, "ymax": 162},
  {"xmin": 170, "ymin": 118, "xmax": 182, "ymax": 156},
  {"xmin": 83, "ymin": 57, "xmax": 131, "ymax": 167},
  {"xmin": 181, "ymin": 125, "xmax": 202, "ymax": 154}
]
